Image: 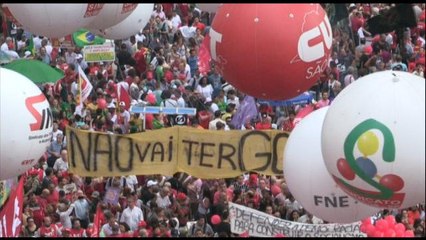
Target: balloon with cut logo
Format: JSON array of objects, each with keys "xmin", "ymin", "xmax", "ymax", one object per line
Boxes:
[
  {"xmin": 0, "ymin": 68, "xmax": 53, "ymax": 180},
  {"xmin": 283, "ymin": 107, "xmax": 379, "ymax": 223},
  {"xmin": 322, "ymin": 71, "xmax": 425, "ymax": 209},
  {"xmin": 209, "ymin": 4, "xmax": 332, "ymax": 100},
  {"xmin": 91, "ymin": 4, "xmax": 154, "ymax": 40},
  {"xmin": 85, "ymin": 4, "xmax": 137, "ymax": 31},
  {"xmin": 3, "ymin": 4, "xmax": 103, "ymax": 38}
]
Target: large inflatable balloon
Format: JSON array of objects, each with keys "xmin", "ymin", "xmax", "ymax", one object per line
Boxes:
[
  {"xmin": 85, "ymin": 4, "xmax": 137, "ymax": 31},
  {"xmin": 284, "ymin": 107, "xmax": 379, "ymax": 223},
  {"xmin": 209, "ymin": 4, "xmax": 332, "ymax": 100},
  {"xmin": 3, "ymin": 4, "xmax": 103, "ymax": 38},
  {"xmin": 0, "ymin": 68, "xmax": 53, "ymax": 180},
  {"xmin": 91, "ymin": 4, "xmax": 153, "ymax": 40},
  {"xmin": 322, "ymin": 71, "xmax": 425, "ymax": 209},
  {"xmin": 197, "ymin": 4, "xmax": 222, "ymax": 13}
]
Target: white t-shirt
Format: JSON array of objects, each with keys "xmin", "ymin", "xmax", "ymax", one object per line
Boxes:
[
  {"xmin": 152, "ymin": 10, "xmax": 166, "ymax": 20},
  {"xmin": 53, "ymin": 158, "xmax": 68, "ymax": 172},
  {"xmin": 52, "ymin": 129, "xmax": 64, "ymax": 142},
  {"xmin": 171, "ymin": 15, "xmax": 182, "ymax": 29},
  {"xmin": 135, "ymin": 34, "xmax": 146, "ymax": 44},
  {"xmin": 125, "ymin": 175, "xmax": 138, "ymax": 192},
  {"xmin": 119, "ymin": 206, "xmax": 144, "ymax": 231},
  {"xmin": 197, "ymin": 84, "xmax": 213, "ymax": 100},
  {"xmin": 179, "ymin": 26, "xmax": 197, "ymax": 40},
  {"xmin": 156, "ymin": 193, "xmax": 172, "ymax": 209},
  {"xmin": 0, "ymin": 42, "xmax": 9, "ymax": 51}
]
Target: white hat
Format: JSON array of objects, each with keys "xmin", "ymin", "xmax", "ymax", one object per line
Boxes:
[
  {"xmin": 76, "ymin": 54, "xmax": 83, "ymax": 59},
  {"xmin": 147, "ymin": 180, "xmax": 158, "ymax": 187},
  {"xmin": 107, "ymin": 102, "xmax": 116, "ymax": 109},
  {"xmin": 349, "ymin": 3, "xmax": 356, "ymax": 8},
  {"xmin": 119, "ymin": 101, "xmax": 126, "ymax": 107},
  {"xmin": 24, "ymin": 51, "xmax": 31, "ymax": 58}
]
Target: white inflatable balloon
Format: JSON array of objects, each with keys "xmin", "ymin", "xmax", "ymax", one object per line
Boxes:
[
  {"xmin": 3, "ymin": 4, "xmax": 103, "ymax": 38},
  {"xmin": 322, "ymin": 71, "xmax": 425, "ymax": 209},
  {"xmin": 91, "ymin": 4, "xmax": 153, "ymax": 40},
  {"xmin": 197, "ymin": 3, "xmax": 222, "ymax": 13},
  {"xmin": 0, "ymin": 68, "xmax": 53, "ymax": 180},
  {"xmin": 85, "ymin": 4, "xmax": 137, "ymax": 31},
  {"xmin": 284, "ymin": 107, "xmax": 379, "ymax": 223}
]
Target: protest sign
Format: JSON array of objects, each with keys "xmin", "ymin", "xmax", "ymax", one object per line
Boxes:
[
  {"xmin": 228, "ymin": 202, "xmax": 367, "ymax": 238},
  {"xmin": 83, "ymin": 45, "xmax": 115, "ymax": 62},
  {"xmin": 66, "ymin": 126, "xmax": 288, "ymax": 178},
  {"xmin": 104, "ymin": 187, "xmax": 120, "ymax": 205}
]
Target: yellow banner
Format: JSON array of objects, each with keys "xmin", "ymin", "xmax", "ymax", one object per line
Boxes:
[{"xmin": 66, "ymin": 126, "xmax": 289, "ymax": 179}]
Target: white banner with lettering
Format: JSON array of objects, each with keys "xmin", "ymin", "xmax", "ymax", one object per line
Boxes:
[{"xmin": 228, "ymin": 202, "xmax": 366, "ymax": 238}]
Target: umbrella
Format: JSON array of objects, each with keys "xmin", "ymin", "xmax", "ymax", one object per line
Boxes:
[
  {"xmin": 0, "ymin": 50, "xmax": 14, "ymax": 64},
  {"xmin": 3, "ymin": 59, "xmax": 64, "ymax": 84}
]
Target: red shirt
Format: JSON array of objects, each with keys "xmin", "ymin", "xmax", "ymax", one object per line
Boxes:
[
  {"xmin": 162, "ymin": 3, "xmax": 174, "ymax": 16},
  {"xmin": 282, "ymin": 119, "xmax": 295, "ymax": 132},
  {"xmin": 351, "ymin": 16, "xmax": 364, "ymax": 33},
  {"xmin": 46, "ymin": 190, "xmax": 59, "ymax": 204},
  {"xmin": 69, "ymin": 228, "xmax": 86, "ymax": 237},
  {"xmin": 39, "ymin": 224, "xmax": 59, "ymax": 237},
  {"xmin": 178, "ymin": 4, "xmax": 189, "ymax": 17},
  {"xmin": 145, "ymin": 113, "xmax": 154, "ymax": 130},
  {"xmin": 134, "ymin": 48, "xmax": 148, "ymax": 75},
  {"xmin": 36, "ymin": 196, "xmax": 48, "ymax": 210},
  {"xmin": 255, "ymin": 122, "xmax": 272, "ymax": 130}
]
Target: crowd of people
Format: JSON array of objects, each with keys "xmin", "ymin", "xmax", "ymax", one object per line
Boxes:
[{"xmin": 1, "ymin": 3, "xmax": 425, "ymax": 238}]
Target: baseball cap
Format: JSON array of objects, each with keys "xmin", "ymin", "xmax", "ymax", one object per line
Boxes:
[
  {"xmin": 119, "ymin": 101, "xmax": 126, "ymax": 107},
  {"xmin": 107, "ymin": 102, "xmax": 116, "ymax": 109},
  {"xmin": 76, "ymin": 54, "xmax": 83, "ymax": 59},
  {"xmin": 24, "ymin": 51, "xmax": 31, "ymax": 58},
  {"xmin": 147, "ymin": 180, "xmax": 158, "ymax": 187},
  {"xmin": 91, "ymin": 191, "xmax": 100, "ymax": 198}
]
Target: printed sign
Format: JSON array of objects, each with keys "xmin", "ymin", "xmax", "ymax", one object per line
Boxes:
[{"xmin": 83, "ymin": 45, "xmax": 115, "ymax": 63}]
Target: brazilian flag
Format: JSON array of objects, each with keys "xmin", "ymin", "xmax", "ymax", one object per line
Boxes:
[{"xmin": 72, "ymin": 28, "xmax": 105, "ymax": 48}]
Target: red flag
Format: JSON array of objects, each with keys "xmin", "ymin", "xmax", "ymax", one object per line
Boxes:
[
  {"xmin": 117, "ymin": 83, "xmax": 131, "ymax": 111},
  {"xmin": 198, "ymin": 33, "xmax": 212, "ymax": 75},
  {"xmin": 92, "ymin": 205, "xmax": 103, "ymax": 237},
  {"xmin": 0, "ymin": 177, "xmax": 24, "ymax": 237}
]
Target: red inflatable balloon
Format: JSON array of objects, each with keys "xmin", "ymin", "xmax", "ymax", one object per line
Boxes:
[
  {"xmin": 394, "ymin": 223, "xmax": 406, "ymax": 233},
  {"xmin": 375, "ymin": 219, "xmax": 389, "ymax": 232},
  {"xmin": 384, "ymin": 215, "xmax": 396, "ymax": 226},
  {"xmin": 365, "ymin": 224, "xmax": 376, "ymax": 237},
  {"xmin": 210, "ymin": 4, "xmax": 332, "ymax": 100},
  {"xmin": 372, "ymin": 230, "xmax": 384, "ymax": 237},
  {"xmin": 211, "ymin": 214, "xmax": 221, "ymax": 225},
  {"xmin": 146, "ymin": 93, "xmax": 157, "ymax": 105},
  {"xmin": 384, "ymin": 229, "xmax": 396, "ymax": 238},
  {"xmin": 395, "ymin": 229, "xmax": 405, "ymax": 237},
  {"xmin": 404, "ymin": 230, "xmax": 414, "ymax": 237},
  {"xmin": 97, "ymin": 98, "xmax": 107, "ymax": 109},
  {"xmin": 379, "ymin": 174, "xmax": 404, "ymax": 192},
  {"xmin": 337, "ymin": 158, "xmax": 356, "ymax": 180}
]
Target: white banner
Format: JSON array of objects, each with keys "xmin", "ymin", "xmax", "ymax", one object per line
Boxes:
[{"xmin": 228, "ymin": 202, "xmax": 366, "ymax": 238}]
